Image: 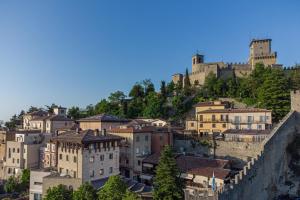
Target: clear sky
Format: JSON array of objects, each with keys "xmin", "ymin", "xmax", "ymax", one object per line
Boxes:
[{"xmin": 1, "ymin": 0, "xmax": 300, "ymax": 122}]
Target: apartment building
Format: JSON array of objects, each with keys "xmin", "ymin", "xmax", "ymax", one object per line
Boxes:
[
  {"xmin": 24, "ymin": 107, "xmax": 74, "ymax": 133},
  {"xmin": 39, "ymin": 142, "xmax": 56, "ymax": 169},
  {"xmin": 186, "ymin": 101, "xmax": 272, "ymax": 136},
  {"xmin": 78, "ymin": 114, "xmax": 129, "ymax": 131},
  {"xmin": 4, "ymin": 130, "xmax": 50, "ymax": 179},
  {"xmin": 108, "ymin": 122, "xmax": 152, "ymax": 180},
  {"xmin": 0, "ymin": 129, "xmax": 15, "ymax": 179},
  {"xmin": 51, "ymin": 129, "xmax": 122, "ymax": 183}
]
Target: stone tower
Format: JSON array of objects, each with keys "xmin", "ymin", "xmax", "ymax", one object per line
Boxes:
[
  {"xmin": 248, "ymin": 39, "xmax": 277, "ymax": 69},
  {"xmin": 291, "ymin": 90, "xmax": 300, "ymax": 112},
  {"xmin": 192, "ymin": 53, "xmax": 204, "ymax": 73}
]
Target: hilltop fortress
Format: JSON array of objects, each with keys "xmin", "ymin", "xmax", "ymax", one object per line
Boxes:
[{"xmin": 172, "ymin": 39, "xmax": 282, "ymax": 86}]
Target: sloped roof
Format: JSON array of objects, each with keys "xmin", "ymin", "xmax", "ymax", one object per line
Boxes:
[
  {"xmin": 78, "ymin": 114, "xmax": 129, "ymax": 123},
  {"xmin": 52, "ymin": 129, "xmax": 122, "ymax": 144},
  {"xmin": 197, "ymin": 108, "xmax": 271, "ymax": 114}
]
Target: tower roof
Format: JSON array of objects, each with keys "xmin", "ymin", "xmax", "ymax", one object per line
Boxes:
[{"xmin": 249, "ymin": 38, "xmax": 272, "ymax": 47}]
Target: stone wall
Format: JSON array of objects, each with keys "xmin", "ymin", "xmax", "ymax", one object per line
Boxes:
[
  {"xmin": 218, "ymin": 111, "xmax": 300, "ymax": 200},
  {"xmin": 291, "ymin": 90, "xmax": 300, "ymax": 112}
]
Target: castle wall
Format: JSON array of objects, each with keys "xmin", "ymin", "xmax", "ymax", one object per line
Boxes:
[
  {"xmin": 291, "ymin": 90, "xmax": 300, "ymax": 112},
  {"xmin": 218, "ymin": 111, "xmax": 300, "ymax": 200}
]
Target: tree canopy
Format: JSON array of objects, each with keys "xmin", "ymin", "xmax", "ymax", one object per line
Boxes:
[
  {"xmin": 44, "ymin": 184, "xmax": 73, "ymax": 200},
  {"xmin": 98, "ymin": 176, "xmax": 127, "ymax": 200},
  {"xmin": 73, "ymin": 182, "xmax": 97, "ymax": 200}
]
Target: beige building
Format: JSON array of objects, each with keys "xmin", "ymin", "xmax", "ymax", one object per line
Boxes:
[
  {"xmin": 4, "ymin": 131, "xmax": 50, "ymax": 179},
  {"xmin": 173, "ymin": 39, "xmax": 280, "ymax": 86},
  {"xmin": 40, "ymin": 142, "xmax": 56, "ymax": 169},
  {"xmin": 52, "ymin": 129, "xmax": 122, "ymax": 183},
  {"xmin": 108, "ymin": 123, "xmax": 152, "ymax": 180},
  {"xmin": 186, "ymin": 101, "xmax": 272, "ymax": 136},
  {"xmin": 78, "ymin": 114, "xmax": 129, "ymax": 131},
  {"xmin": 29, "ymin": 169, "xmax": 52, "ymax": 200},
  {"xmin": 24, "ymin": 107, "xmax": 74, "ymax": 133}
]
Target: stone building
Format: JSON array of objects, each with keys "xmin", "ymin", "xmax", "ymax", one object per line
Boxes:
[
  {"xmin": 78, "ymin": 114, "xmax": 129, "ymax": 131},
  {"xmin": 173, "ymin": 39, "xmax": 280, "ymax": 86},
  {"xmin": 51, "ymin": 129, "xmax": 122, "ymax": 182},
  {"xmin": 4, "ymin": 130, "xmax": 50, "ymax": 179},
  {"xmin": 108, "ymin": 123, "xmax": 152, "ymax": 180},
  {"xmin": 186, "ymin": 101, "xmax": 272, "ymax": 136}
]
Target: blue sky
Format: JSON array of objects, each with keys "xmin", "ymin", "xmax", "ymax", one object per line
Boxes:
[{"xmin": 0, "ymin": 0, "xmax": 300, "ymax": 121}]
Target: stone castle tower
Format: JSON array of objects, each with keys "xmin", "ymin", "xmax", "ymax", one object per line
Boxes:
[
  {"xmin": 248, "ymin": 39, "xmax": 277, "ymax": 69},
  {"xmin": 172, "ymin": 38, "xmax": 280, "ymax": 86}
]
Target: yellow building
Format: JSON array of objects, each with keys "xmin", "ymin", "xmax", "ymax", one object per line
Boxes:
[{"xmin": 186, "ymin": 101, "xmax": 272, "ymax": 136}]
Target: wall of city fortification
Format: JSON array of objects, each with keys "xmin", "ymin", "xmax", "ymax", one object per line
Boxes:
[
  {"xmin": 291, "ymin": 90, "xmax": 300, "ymax": 112},
  {"xmin": 218, "ymin": 111, "xmax": 300, "ymax": 200}
]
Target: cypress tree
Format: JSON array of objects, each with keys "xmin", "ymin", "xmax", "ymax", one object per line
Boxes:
[{"xmin": 153, "ymin": 146, "xmax": 183, "ymax": 200}]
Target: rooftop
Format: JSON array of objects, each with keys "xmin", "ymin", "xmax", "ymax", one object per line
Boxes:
[
  {"xmin": 52, "ymin": 129, "xmax": 123, "ymax": 144},
  {"xmin": 194, "ymin": 101, "xmax": 229, "ymax": 107},
  {"xmin": 31, "ymin": 114, "xmax": 73, "ymax": 122},
  {"xmin": 187, "ymin": 167, "xmax": 231, "ymax": 179},
  {"xmin": 249, "ymin": 38, "xmax": 272, "ymax": 46},
  {"xmin": 197, "ymin": 108, "xmax": 271, "ymax": 114},
  {"xmin": 78, "ymin": 114, "xmax": 129, "ymax": 123}
]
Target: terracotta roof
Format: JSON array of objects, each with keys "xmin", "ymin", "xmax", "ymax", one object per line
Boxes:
[
  {"xmin": 52, "ymin": 129, "xmax": 123, "ymax": 144},
  {"xmin": 143, "ymin": 154, "xmax": 230, "ymax": 173},
  {"xmin": 25, "ymin": 110, "xmax": 48, "ymax": 117},
  {"xmin": 223, "ymin": 129, "xmax": 271, "ymax": 135},
  {"xmin": 197, "ymin": 108, "xmax": 271, "ymax": 114},
  {"xmin": 108, "ymin": 126, "xmax": 154, "ymax": 134},
  {"xmin": 78, "ymin": 114, "xmax": 129, "ymax": 123},
  {"xmin": 187, "ymin": 167, "xmax": 230, "ymax": 179}
]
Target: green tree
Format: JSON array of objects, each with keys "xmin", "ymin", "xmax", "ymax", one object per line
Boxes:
[
  {"xmin": 98, "ymin": 176, "xmax": 127, "ymax": 200},
  {"xmin": 184, "ymin": 68, "xmax": 191, "ymax": 95},
  {"xmin": 166, "ymin": 81, "xmax": 175, "ymax": 96},
  {"xmin": 153, "ymin": 146, "xmax": 183, "ymax": 200},
  {"xmin": 258, "ymin": 68, "xmax": 290, "ymax": 122},
  {"xmin": 143, "ymin": 92, "xmax": 164, "ymax": 118},
  {"xmin": 129, "ymin": 83, "xmax": 144, "ymax": 99},
  {"xmin": 203, "ymin": 72, "xmax": 218, "ymax": 98},
  {"xmin": 290, "ymin": 68, "xmax": 300, "ymax": 90},
  {"xmin": 45, "ymin": 103, "xmax": 58, "ymax": 114},
  {"xmin": 68, "ymin": 106, "xmax": 83, "ymax": 120},
  {"xmin": 20, "ymin": 169, "xmax": 30, "ymax": 190},
  {"xmin": 73, "ymin": 182, "xmax": 97, "ymax": 200},
  {"xmin": 44, "ymin": 184, "xmax": 72, "ymax": 200},
  {"xmin": 85, "ymin": 104, "xmax": 95, "ymax": 117},
  {"xmin": 143, "ymin": 79, "xmax": 155, "ymax": 96},
  {"xmin": 4, "ymin": 176, "xmax": 18, "ymax": 193},
  {"xmin": 108, "ymin": 91, "xmax": 126, "ymax": 104},
  {"xmin": 160, "ymin": 81, "xmax": 167, "ymax": 99},
  {"xmin": 123, "ymin": 190, "xmax": 141, "ymax": 200}
]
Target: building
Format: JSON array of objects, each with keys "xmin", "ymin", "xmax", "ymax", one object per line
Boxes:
[
  {"xmin": 108, "ymin": 123, "xmax": 152, "ymax": 180},
  {"xmin": 78, "ymin": 114, "xmax": 129, "ymax": 131},
  {"xmin": 39, "ymin": 142, "xmax": 56, "ymax": 169},
  {"xmin": 186, "ymin": 101, "xmax": 272, "ymax": 136},
  {"xmin": 4, "ymin": 130, "xmax": 50, "ymax": 179},
  {"xmin": 23, "ymin": 107, "xmax": 74, "ymax": 133},
  {"xmin": 141, "ymin": 153, "xmax": 232, "ymax": 194},
  {"xmin": 137, "ymin": 118, "xmax": 168, "ymax": 127},
  {"xmin": 29, "ymin": 168, "xmax": 52, "ymax": 200},
  {"xmin": 151, "ymin": 127, "xmax": 173, "ymax": 154},
  {"xmin": 51, "ymin": 129, "xmax": 122, "ymax": 183},
  {"xmin": 223, "ymin": 129, "xmax": 271, "ymax": 142},
  {"xmin": 0, "ymin": 129, "xmax": 15, "ymax": 179},
  {"xmin": 173, "ymin": 39, "xmax": 280, "ymax": 86}
]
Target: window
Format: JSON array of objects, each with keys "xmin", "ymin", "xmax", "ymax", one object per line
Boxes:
[
  {"xmin": 109, "ymin": 167, "xmax": 113, "ymax": 174},
  {"xmin": 17, "ymin": 159, "xmax": 19, "ymax": 164},
  {"xmin": 89, "ymin": 170, "xmax": 94, "ymax": 177},
  {"xmin": 257, "ymin": 125, "xmax": 262, "ymax": 130},
  {"xmin": 34, "ymin": 193, "xmax": 42, "ymax": 200},
  {"xmin": 222, "ymin": 124, "xmax": 226, "ymax": 128},
  {"xmin": 24, "ymin": 148, "xmax": 26, "ymax": 153},
  {"xmin": 73, "ymin": 156, "xmax": 77, "ymax": 163},
  {"xmin": 17, "ymin": 148, "xmax": 19, "ymax": 153},
  {"xmin": 235, "ymin": 125, "xmax": 239, "ymax": 130},
  {"xmin": 90, "ymin": 156, "xmax": 94, "ymax": 163},
  {"xmin": 234, "ymin": 116, "xmax": 240, "ymax": 123},
  {"xmin": 191, "ymin": 123, "xmax": 194, "ymax": 127},
  {"xmin": 99, "ymin": 169, "xmax": 104, "ymax": 175},
  {"xmin": 59, "ymin": 154, "xmax": 62, "ymax": 160},
  {"xmin": 34, "ymin": 182, "xmax": 42, "ymax": 186},
  {"xmin": 136, "ymin": 136, "xmax": 140, "ymax": 142},
  {"xmin": 12, "ymin": 158, "xmax": 15, "ymax": 163},
  {"xmin": 109, "ymin": 153, "xmax": 113, "ymax": 159},
  {"xmin": 145, "ymin": 135, "xmax": 148, "ymax": 141},
  {"xmin": 66, "ymin": 169, "xmax": 69, "ymax": 175},
  {"xmin": 247, "ymin": 116, "xmax": 253, "ymax": 123},
  {"xmin": 247, "ymin": 124, "xmax": 252, "ymax": 130},
  {"xmin": 199, "ymin": 124, "xmax": 203, "ymax": 128},
  {"xmin": 138, "ymin": 160, "xmax": 141, "ymax": 166},
  {"xmin": 66, "ymin": 155, "xmax": 69, "ymax": 161},
  {"xmin": 199, "ymin": 115, "xmax": 203, "ymax": 121},
  {"xmin": 73, "ymin": 171, "xmax": 76, "ymax": 178},
  {"xmin": 8, "ymin": 148, "xmax": 11, "ymax": 158},
  {"xmin": 212, "ymin": 124, "xmax": 216, "ymax": 128},
  {"xmin": 212, "ymin": 115, "xmax": 216, "ymax": 121},
  {"xmin": 100, "ymin": 155, "xmax": 104, "ymax": 161},
  {"xmin": 13, "ymin": 148, "xmax": 15, "ymax": 153}
]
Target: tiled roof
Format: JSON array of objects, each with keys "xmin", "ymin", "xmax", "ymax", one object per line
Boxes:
[
  {"xmin": 25, "ymin": 110, "xmax": 48, "ymax": 116},
  {"xmin": 194, "ymin": 101, "xmax": 228, "ymax": 107},
  {"xmin": 108, "ymin": 126, "xmax": 155, "ymax": 134},
  {"xmin": 197, "ymin": 108, "xmax": 271, "ymax": 114},
  {"xmin": 187, "ymin": 167, "xmax": 231, "ymax": 179},
  {"xmin": 52, "ymin": 129, "xmax": 123, "ymax": 144},
  {"xmin": 223, "ymin": 129, "xmax": 271, "ymax": 135},
  {"xmin": 31, "ymin": 115, "xmax": 73, "ymax": 122},
  {"xmin": 78, "ymin": 114, "xmax": 129, "ymax": 123}
]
